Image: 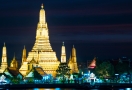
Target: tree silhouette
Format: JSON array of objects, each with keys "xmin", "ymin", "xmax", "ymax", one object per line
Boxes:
[
  {"xmin": 94, "ymin": 61, "xmax": 114, "ymax": 78},
  {"xmin": 56, "ymin": 63, "xmax": 71, "ymax": 83},
  {"xmin": 115, "ymin": 61, "xmax": 128, "ymax": 74}
]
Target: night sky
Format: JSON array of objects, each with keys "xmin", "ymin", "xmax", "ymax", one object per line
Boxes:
[{"xmin": 0, "ymin": 0, "xmax": 132, "ymax": 63}]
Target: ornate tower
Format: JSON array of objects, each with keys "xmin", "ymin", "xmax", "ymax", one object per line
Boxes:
[
  {"xmin": 19, "ymin": 46, "xmax": 28, "ymax": 76},
  {"xmin": 20, "ymin": 4, "xmax": 60, "ymax": 76},
  {"xmin": 72, "ymin": 45, "xmax": 79, "ymax": 73},
  {"xmin": 22, "ymin": 45, "xmax": 26, "ymax": 63},
  {"xmin": 68, "ymin": 45, "xmax": 79, "ymax": 74},
  {"xmin": 1, "ymin": 43, "xmax": 8, "ymax": 70},
  {"xmin": 61, "ymin": 42, "xmax": 66, "ymax": 63}
]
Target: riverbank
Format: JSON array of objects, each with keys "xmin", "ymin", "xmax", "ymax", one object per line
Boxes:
[{"xmin": 1, "ymin": 83, "xmax": 132, "ymax": 89}]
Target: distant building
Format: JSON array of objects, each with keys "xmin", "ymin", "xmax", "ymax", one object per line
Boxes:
[
  {"xmin": 110, "ymin": 57, "xmax": 132, "ymax": 68},
  {"xmin": 88, "ymin": 57, "xmax": 96, "ymax": 69},
  {"xmin": 111, "ymin": 57, "xmax": 131, "ymax": 68}
]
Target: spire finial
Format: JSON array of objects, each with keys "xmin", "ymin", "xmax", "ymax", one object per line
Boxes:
[
  {"xmin": 4, "ymin": 42, "xmax": 5, "ymax": 46},
  {"xmin": 41, "ymin": 3, "xmax": 44, "ymax": 9},
  {"xmin": 73, "ymin": 45, "xmax": 74, "ymax": 48},
  {"xmin": 13, "ymin": 52, "xmax": 15, "ymax": 60},
  {"xmin": 24, "ymin": 45, "xmax": 25, "ymax": 49},
  {"xmin": 62, "ymin": 41, "xmax": 64, "ymax": 46}
]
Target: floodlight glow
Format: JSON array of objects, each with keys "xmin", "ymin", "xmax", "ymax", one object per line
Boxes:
[
  {"xmin": 55, "ymin": 88, "xmax": 61, "ymax": 90},
  {"xmin": 46, "ymin": 76, "xmax": 48, "ymax": 79},
  {"xmin": 126, "ymin": 88, "xmax": 131, "ymax": 90},
  {"xmin": 0, "ymin": 75, "xmax": 7, "ymax": 84}
]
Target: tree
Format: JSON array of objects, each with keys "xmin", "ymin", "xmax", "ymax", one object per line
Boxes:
[
  {"xmin": 115, "ymin": 61, "xmax": 129, "ymax": 74},
  {"xmin": 94, "ymin": 61, "xmax": 114, "ymax": 79},
  {"xmin": 11, "ymin": 77, "xmax": 20, "ymax": 84},
  {"xmin": 56, "ymin": 63, "xmax": 71, "ymax": 83}
]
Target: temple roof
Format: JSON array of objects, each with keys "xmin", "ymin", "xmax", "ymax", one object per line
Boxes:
[
  {"xmin": 4, "ymin": 67, "xmax": 22, "ymax": 77},
  {"xmin": 29, "ymin": 57, "xmax": 36, "ymax": 64},
  {"xmin": 25, "ymin": 67, "xmax": 47, "ymax": 79},
  {"xmin": 35, "ymin": 67, "xmax": 47, "ymax": 76},
  {"xmin": 88, "ymin": 57, "xmax": 96, "ymax": 69}
]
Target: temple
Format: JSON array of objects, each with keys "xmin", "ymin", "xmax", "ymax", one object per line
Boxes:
[
  {"xmin": 19, "ymin": 4, "xmax": 60, "ymax": 77},
  {"xmin": 0, "ymin": 4, "xmax": 79, "ymax": 77}
]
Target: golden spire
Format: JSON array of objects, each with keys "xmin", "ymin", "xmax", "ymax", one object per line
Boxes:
[
  {"xmin": 39, "ymin": 3, "xmax": 45, "ymax": 23},
  {"xmin": 41, "ymin": 3, "xmax": 44, "ymax": 9},
  {"xmin": 1, "ymin": 41, "xmax": 7, "ymax": 68},
  {"xmin": 72, "ymin": 45, "xmax": 76, "ymax": 57},
  {"xmin": 61, "ymin": 41, "xmax": 66, "ymax": 63},
  {"xmin": 22, "ymin": 45, "xmax": 26, "ymax": 62}
]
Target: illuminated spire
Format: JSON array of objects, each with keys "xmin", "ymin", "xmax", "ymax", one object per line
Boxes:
[
  {"xmin": 72, "ymin": 45, "xmax": 76, "ymax": 59},
  {"xmin": 22, "ymin": 45, "xmax": 26, "ymax": 62},
  {"xmin": 39, "ymin": 3, "xmax": 45, "ymax": 23},
  {"xmin": 61, "ymin": 42, "xmax": 66, "ymax": 63},
  {"xmin": 1, "ymin": 42, "xmax": 8, "ymax": 69},
  {"xmin": 2, "ymin": 42, "xmax": 7, "ymax": 60},
  {"xmin": 68, "ymin": 45, "xmax": 79, "ymax": 74},
  {"xmin": 62, "ymin": 41, "xmax": 64, "ymax": 46},
  {"xmin": 41, "ymin": 3, "xmax": 44, "ymax": 9}
]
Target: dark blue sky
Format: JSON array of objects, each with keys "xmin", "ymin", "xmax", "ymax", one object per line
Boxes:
[{"xmin": 0, "ymin": 0, "xmax": 132, "ymax": 62}]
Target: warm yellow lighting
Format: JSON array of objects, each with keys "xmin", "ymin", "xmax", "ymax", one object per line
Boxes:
[
  {"xmin": 0, "ymin": 43, "xmax": 8, "ymax": 73},
  {"xmin": 61, "ymin": 42, "xmax": 66, "ymax": 63},
  {"xmin": 41, "ymin": 3, "xmax": 44, "ymax": 9},
  {"xmin": 10, "ymin": 56, "xmax": 18, "ymax": 69},
  {"xmin": 68, "ymin": 45, "xmax": 79, "ymax": 74},
  {"xmin": 19, "ymin": 4, "xmax": 60, "ymax": 77}
]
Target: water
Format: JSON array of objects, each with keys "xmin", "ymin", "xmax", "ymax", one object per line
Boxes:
[
  {"xmin": 32, "ymin": 88, "xmax": 132, "ymax": 90},
  {"xmin": 7, "ymin": 88, "xmax": 82, "ymax": 90},
  {"xmin": 6, "ymin": 88, "xmax": 132, "ymax": 90},
  {"xmin": 32, "ymin": 88, "xmax": 77, "ymax": 90}
]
